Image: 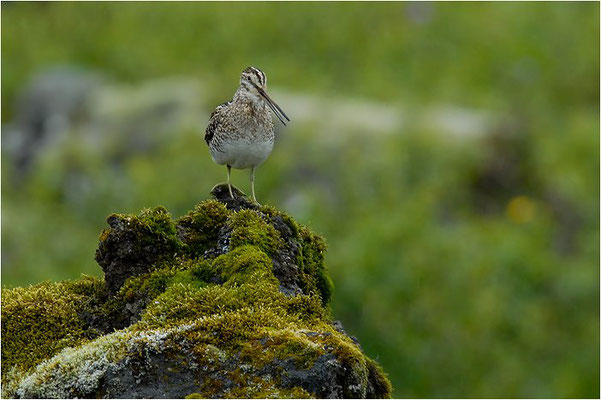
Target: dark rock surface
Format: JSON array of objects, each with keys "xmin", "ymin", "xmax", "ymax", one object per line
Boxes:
[{"xmin": 210, "ymin": 183, "xmax": 259, "ymax": 212}]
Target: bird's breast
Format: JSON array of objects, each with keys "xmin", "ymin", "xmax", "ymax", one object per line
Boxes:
[{"xmin": 210, "ymin": 133, "xmax": 274, "ymax": 169}]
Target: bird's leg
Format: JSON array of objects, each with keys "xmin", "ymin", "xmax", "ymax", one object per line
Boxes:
[
  {"xmin": 227, "ymin": 164, "xmax": 234, "ymax": 199},
  {"xmin": 250, "ymin": 166, "xmax": 258, "ymax": 203}
]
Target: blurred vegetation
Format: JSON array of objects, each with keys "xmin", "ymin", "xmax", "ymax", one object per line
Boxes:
[{"xmin": 2, "ymin": 2, "xmax": 599, "ymax": 398}]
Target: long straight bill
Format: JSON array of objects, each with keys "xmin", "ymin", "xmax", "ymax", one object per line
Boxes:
[{"xmin": 258, "ymin": 88, "xmax": 290, "ymax": 126}]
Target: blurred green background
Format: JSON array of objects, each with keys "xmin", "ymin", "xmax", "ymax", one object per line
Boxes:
[{"xmin": 2, "ymin": 2, "xmax": 599, "ymax": 398}]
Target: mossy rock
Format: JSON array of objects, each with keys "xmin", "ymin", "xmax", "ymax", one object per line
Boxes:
[
  {"xmin": 95, "ymin": 206, "xmax": 183, "ymax": 294},
  {"xmin": 2, "ymin": 185, "xmax": 391, "ymax": 398}
]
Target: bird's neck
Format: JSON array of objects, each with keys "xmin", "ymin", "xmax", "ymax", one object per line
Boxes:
[{"xmin": 233, "ymin": 86, "xmax": 265, "ymax": 108}]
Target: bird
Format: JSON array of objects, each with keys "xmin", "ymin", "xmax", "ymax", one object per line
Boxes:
[{"xmin": 205, "ymin": 66, "xmax": 290, "ymax": 203}]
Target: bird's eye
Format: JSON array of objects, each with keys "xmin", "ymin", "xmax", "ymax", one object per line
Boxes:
[{"xmin": 246, "ymin": 76, "xmax": 251, "ymax": 81}]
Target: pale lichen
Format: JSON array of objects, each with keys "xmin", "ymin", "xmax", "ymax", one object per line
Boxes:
[{"xmin": 12, "ymin": 329, "xmax": 131, "ymax": 398}]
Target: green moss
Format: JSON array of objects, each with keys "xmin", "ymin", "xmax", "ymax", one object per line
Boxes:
[
  {"xmin": 228, "ymin": 209, "xmax": 284, "ymax": 256},
  {"xmin": 123, "ymin": 206, "xmax": 181, "ymax": 256},
  {"xmin": 226, "ymin": 205, "xmax": 334, "ymax": 306},
  {"xmin": 176, "ymin": 200, "xmax": 229, "ymax": 257},
  {"xmin": 120, "ymin": 267, "xmax": 175, "ymax": 302},
  {"xmin": 297, "ymin": 226, "xmax": 334, "ymax": 305},
  {"xmin": 100, "ymin": 259, "xmax": 213, "ymax": 328},
  {"xmin": 191, "ymin": 376, "xmax": 224, "ymax": 398},
  {"xmin": 1, "ymin": 276, "xmax": 104, "ymax": 378},
  {"xmin": 137, "ymin": 206, "xmax": 178, "ymax": 236},
  {"xmin": 184, "ymin": 349, "xmax": 315, "ymax": 399},
  {"xmin": 139, "ymin": 245, "xmax": 325, "ymax": 343},
  {"xmin": 64, "ymin": 274, "xmax": 107, "ymax": 298},
  {"xmin": 139, "ymin": 279, "xmax": 322, "ymax": 334},
  {"xmin": 367, "ymin": 358, "xmax": 393, "ymax": 399},
  {"xmin": 212, "ymin": 245, "xmax": 277, "ymax": 286},
  {"xmin": 239, "ymin": 329, "xmax": 324, "ymax": 370},
  {"xmin": 185, "ymin": 392, "xmax": 206, "ymax": 399},
  {"xmin": 170, "ymin": 264, "xmax": 212, "ymax": 290}
]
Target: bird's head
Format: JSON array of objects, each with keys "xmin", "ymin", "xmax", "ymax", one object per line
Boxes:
[
  {"xmin": 240, "ymin": 66, "xmax": 267, "ymax": 91},
  {"xmin": 238, "ymin": 66, "xmax": 290, "ymax": 125}
]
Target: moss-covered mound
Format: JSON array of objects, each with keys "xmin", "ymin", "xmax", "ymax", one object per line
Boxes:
[{"xmin": 1, "ymin": 185, "xmax": 391, "ymax": 399}]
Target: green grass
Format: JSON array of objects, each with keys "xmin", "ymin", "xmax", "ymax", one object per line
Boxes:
[{"xmin": 2, "ymin": 2, "xmax": 598, "ymax": 119}]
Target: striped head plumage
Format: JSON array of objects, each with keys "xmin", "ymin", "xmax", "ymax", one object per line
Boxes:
[
  {"xmin": 236, "ymin": 66, "xmax": 289, "ymax": 126},
  {"xmin": 241, "ymin": 66, "xmax": 267, "ymax": 88}
]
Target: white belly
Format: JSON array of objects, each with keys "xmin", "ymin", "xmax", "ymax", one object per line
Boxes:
[{"xmin": 211, "ymin": 137, "xmax": 274, "ymax": 169}]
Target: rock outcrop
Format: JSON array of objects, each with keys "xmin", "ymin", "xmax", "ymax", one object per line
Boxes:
[{"xmin": 1, "ymin": 186, "xmax": 391, "ymax": 398}]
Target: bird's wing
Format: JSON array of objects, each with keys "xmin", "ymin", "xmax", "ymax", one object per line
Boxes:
[{"xmin": 204, "ymin": 101, "xmax": 231, "ymax": 145}]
